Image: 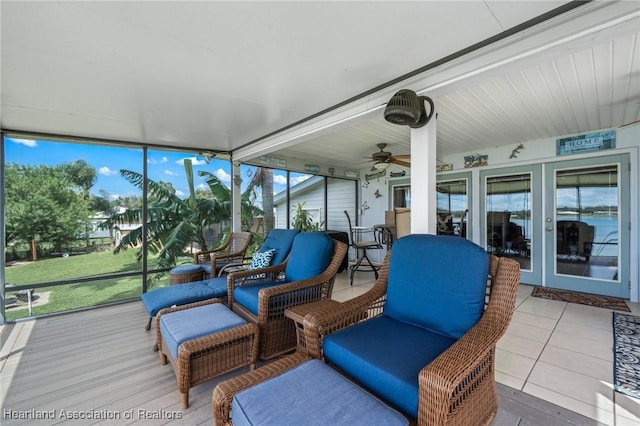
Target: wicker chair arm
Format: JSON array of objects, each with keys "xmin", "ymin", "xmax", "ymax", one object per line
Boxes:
[
  {"xmin": 212, "ymin": 352, "xmax": 312, "ymax": 426},
  {"xmin": 254, "ymin": 241, "xmax": 347, "ymax": 323},
  {"xmin": 303, "ymin": 279, "xmax": 387, "ymax": 359},
  {"xmin": 193, "ymin": 242, "xmax": 230, "ymax": 264},
  {"xmin": 209, "ymin": 252, "xmax": 251, "ymax": 276},
  {"xmin": 226, "ymin": 263, "xmax": 288, "ymax": 308},
  {"xmin": 216, "ymin": 257, "xmax": 253, "ymax": 276}
]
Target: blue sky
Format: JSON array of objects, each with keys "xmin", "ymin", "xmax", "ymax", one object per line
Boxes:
[
  {"xmin": 4, "ymin": 137, "xmax": 311, "ymax": 201},
  {"xmin": 5, "ymin": 137, "xmax": 229, "ymax": 198}
]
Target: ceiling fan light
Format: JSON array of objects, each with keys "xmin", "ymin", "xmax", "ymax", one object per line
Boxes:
[{"xmin": 373, "ymin": 161, "xmax": 390, "ymax": 170}]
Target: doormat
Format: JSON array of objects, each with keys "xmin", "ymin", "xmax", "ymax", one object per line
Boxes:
[
  {"xmin": 613, "ymin": 312, "xmax": 640, "ymax": 399},
  {"xmin": 531, "ymin": 287, "xmax": 630, "ymax": 312}
]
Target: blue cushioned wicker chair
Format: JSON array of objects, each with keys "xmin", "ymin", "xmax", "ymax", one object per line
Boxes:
[
  {"xmin": 141, "ymin": 229, "xmax": 300, "ymax": 331},
  {"xmin": 302, "ymin": 234, "xmax": 521, "ymax": 425},
  {"xmin": 228, "ymin": 231, "xmax": 348, "ymax": 359}
]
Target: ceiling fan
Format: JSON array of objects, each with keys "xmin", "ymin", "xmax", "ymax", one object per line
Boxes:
[{"xmin": 367, "ymin": 143, "xmax": 410, "ymax": 170}]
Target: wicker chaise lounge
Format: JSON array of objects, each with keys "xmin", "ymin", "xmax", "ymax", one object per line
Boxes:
[{"xmin": 213, "ymin": 234, "xmax": 520, "ymax": 425}]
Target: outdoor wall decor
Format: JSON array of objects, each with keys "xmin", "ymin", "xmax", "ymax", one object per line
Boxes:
[
  {"xmin": 305, "ymin": 164, "xmax": 320, "ymax": 173},
  {"xmin": 509, "ymin": 143, "xmax": 524, "ymax": 159},
  {"xmin": 374, "ymin": 189, "xmax": 382, "ymax": 198},
  {"xmin": 556, "ymin": 130, "xmax": 616, "ymax": 156},
  {"xmin": 436, "ymin": 163, "xmax": 453, "ymax": 171},
  {"xmin": 390, "ymin": 170, "xmax": 406, "ymax": 177},
  {"xmin": 259, "ymin": 155, "xmax": 287, "ymax": 168},
  {"xmin": 464, "ymin": 154, "xmax": 488, "ymax": 168},
  {"xmin": 365, "ymin": 168, "xmax": 386, "ymax": 183}
]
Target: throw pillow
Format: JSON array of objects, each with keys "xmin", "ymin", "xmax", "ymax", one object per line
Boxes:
[{"xmin": 249, "ymin": 249, "xmax": 275, "ymax": 270}]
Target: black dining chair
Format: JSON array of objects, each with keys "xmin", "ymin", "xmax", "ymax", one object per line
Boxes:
[{"xmin": 344, "ymin": 210, "xmax": 382, "ymax": 285}]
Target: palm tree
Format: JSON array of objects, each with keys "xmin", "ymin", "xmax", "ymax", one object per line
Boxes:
[
  {"xmin": 245, "ymin": 167, "xmax": 275, "ymax": 235},
  {"xmin": 104, "ymin": 159, "xmax": 262, "ymax": 269}
]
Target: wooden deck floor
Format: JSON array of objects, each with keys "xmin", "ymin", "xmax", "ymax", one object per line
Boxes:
[{"xmin": 1, "ymin": 300, "xmax": 598, "ymax": 425}]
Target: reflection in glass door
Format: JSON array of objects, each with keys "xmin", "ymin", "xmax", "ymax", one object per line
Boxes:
[
  {"xmin": 485, "ymin": 172, "xmax": 534, "ymax": 276},
  {"xmin": 545, "ymin": 155, "xmax": 629, "ymax": 298},
  {"xmin": 436, "ymin": 177, "xmax": 468, "ymax": 237}
]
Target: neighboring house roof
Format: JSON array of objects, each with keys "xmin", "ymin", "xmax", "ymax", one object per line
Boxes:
[{"xmin": 273, "ymin": 175, "xmax": 323, "ymax": 206}]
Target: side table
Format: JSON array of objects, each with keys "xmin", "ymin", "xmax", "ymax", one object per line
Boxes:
[{"xmin": 285, "ymin": 299, "xmax": 342, "ymax": 353}]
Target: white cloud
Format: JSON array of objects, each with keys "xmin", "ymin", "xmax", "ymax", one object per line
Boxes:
[
  {"xmin": 8, "ymin": 138, "xmax": 37, "ymax": 147},
  {"xmin": 175, "ymin": 190, "xmax": 185, "ymax": 197},
  {"xmin": 291, "ymin": 174, "xmax": 311, "ymax": 185},
  {"xmin": 147, "ymin": 156, "xmax": 169, "ymax": 165},
  {"xmin": 196, "ymin": 183, "xmax": 209, "ymax": 190},
  {"xmin": 99, "ymin": 166, "xmax": 119, "ymax": 176},
  {"xmin": 216, "ymin": 168, "xmax": 231, "ymax": 183},
  {"xmin": 176, "ymin": 156, "xmax": 207, "ymax": 166},
  {"xmin": 164, "ymin": 170, "xmax": 177, "ymax": 176},
  {"xmin": 272, "ymin": 174, "xmax": 311, "ymax": 186}
]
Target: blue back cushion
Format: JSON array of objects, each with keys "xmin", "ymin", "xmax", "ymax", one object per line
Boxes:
[
  {"xmin": 261, "ymin": 229, "xmax": 300, "ymax": 265},
  {"xmin": 284, "ymin": 232, "xmax": 334, "ymax": 282},
  {"xmin": 384, "ymin": 234, "xmax": 489, "ymax": 339}
]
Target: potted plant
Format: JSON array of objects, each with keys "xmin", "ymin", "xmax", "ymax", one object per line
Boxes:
[{"xmin": 291, "ymin": 202, "xmax": 324, "ymax": 231}]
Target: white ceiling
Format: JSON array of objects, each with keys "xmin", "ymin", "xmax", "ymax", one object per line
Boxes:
[{"xmin": 2, "ymin": 1, "xmax": 640, "ymax": 172}]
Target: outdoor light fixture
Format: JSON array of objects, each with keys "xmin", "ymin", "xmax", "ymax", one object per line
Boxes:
[
  {"xmin": 373, "ymin": 161, "xmax": 390, "ymax": 170},
  {"xmin": 384, "ymin": 89, "xmax": 435, "ymax": 128}
]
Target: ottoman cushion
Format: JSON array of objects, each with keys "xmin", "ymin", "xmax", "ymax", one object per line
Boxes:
[
  {"xmin": 170, "ymin": 264, "xmax": 203, "ymax": 274},
  {"xmin": 141, "ymin": 277, "xmax": 227, "ymax": 317},
  {"xmin": 232, "ymin": 359, "xmax": 407, "ymax": 426},
  {"xmin": 160, "ymin": 303, "xmax": 246, "ymax": 358}
]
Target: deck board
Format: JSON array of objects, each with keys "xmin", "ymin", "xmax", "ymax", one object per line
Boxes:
[{"xmin": 1, "ymin": 300, "xmax": 599, "ymax": 425}]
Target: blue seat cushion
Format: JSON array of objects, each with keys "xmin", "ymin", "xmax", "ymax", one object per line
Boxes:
[
  {"xmin": 323, "ymin": 315, "xmax": 456, "ymax": 419},
  {"xmin": 232, "ymin": 358, "xmax": 408, "ymax": 426},
  {"xmin": 385, "ymin": 234, "xmax": 489, "ymax": 340},
  {"xmin": 261, "ymin": 229, "xmax": 300, "ymax": 265},
  {"xmin": 170, "ymin": 264, "xmax": 203, "ymax": 274},
  {"xmin": 141, "ymin": 277, "xmax": 227, "ymax": 317},
  {"xmin": 200, "ymin": 263, "xmax": 212, "ymax": 276},
  {"xmin": 284, "ymin": 232, "xmax": 334, "ymax": 282},
  {"xmin": 233, "ymin": 281, "xmax": 288, "ymax": 315},
  {"xmin": 159, "ymin": 303, "xmax": 246, "ymax": 358}
]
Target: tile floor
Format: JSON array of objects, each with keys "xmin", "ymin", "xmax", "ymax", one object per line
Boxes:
[{"xmin": 332, "ymin": 269, "xmax": 640, "ymax": 426}]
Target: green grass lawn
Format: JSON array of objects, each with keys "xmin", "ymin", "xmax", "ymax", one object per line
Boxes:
[{"xmin": 3, "ymin": 250, "xmax": 189, "ymax": 321}]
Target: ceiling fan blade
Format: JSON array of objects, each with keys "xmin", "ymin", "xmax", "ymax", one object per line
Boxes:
[
  {"xmin": 392, "ymin": 159, "xmax": 411, "ymax": 168},
  {"xmin": 393, "ymin": 154, "xmax": 411, "ymax": 159}
]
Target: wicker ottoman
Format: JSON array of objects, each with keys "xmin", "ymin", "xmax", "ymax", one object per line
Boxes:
[
  {"xmin": 213, "ymin": 352, "xmax": 408, "ymax": 425},
  {"xmin": 169, "ymin": 264, "xmax": 204, "ymax": 285},
  {"xmin": 157, "ymin": 300, "xmax": 259, "ymax": 409}
]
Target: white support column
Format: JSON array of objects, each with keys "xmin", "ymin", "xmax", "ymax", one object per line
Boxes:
[
  {"xmin": 232, "ymin": 162, "xmax": 242, "ymax": 232},
  {"xmin": 410, "ymin": 114, "xmax": 437, "ymax": 234}
]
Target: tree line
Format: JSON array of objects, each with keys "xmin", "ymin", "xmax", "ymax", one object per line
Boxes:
[{"xmin": 5, "ymin": 158, "xmax": 272, "ymax": 268}]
